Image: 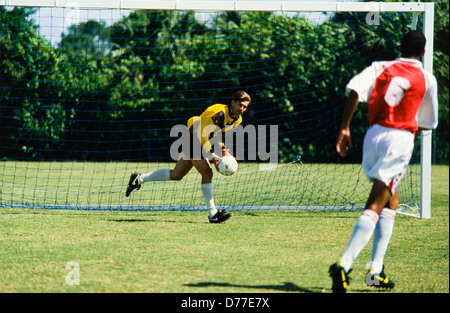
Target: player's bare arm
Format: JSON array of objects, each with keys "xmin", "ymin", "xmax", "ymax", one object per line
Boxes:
[{"xmin": 336, "ymin": 90, "xmax": 359, "ymax": 157}]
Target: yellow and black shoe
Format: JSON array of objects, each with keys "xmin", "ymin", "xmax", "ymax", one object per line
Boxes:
[
  {"xmin": 329, "ymin": 262, "xmax": 351, "ymax": 293},
  {"xmin": 365, "ymin": 266, "xmax": 395, "ymax": 290}
]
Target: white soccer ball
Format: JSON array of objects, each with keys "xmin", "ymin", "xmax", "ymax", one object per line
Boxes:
[{"xmin": 218, "ymin": 155, "xmax": 238, "ymax": 176}]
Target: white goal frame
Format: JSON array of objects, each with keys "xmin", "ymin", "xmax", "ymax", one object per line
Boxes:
[{"xmin": 1, "ymin": 0, "xmax": 435, "ymax": 218}]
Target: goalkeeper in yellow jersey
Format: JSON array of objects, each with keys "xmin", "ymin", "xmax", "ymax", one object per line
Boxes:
[{"xmin": 125, "ymin": 90, "xmax": 251, "ymax": 223}]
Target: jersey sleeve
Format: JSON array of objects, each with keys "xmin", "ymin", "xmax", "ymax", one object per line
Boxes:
[
  {"xmin": 417, "ymin": 74, "xmax": 439, "ymax": 130},
  {"xmin": 346, "ymin": 64, "xmax": 377, "ymax": 103}
]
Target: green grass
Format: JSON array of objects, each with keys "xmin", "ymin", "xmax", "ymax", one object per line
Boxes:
[{"xmin": 0, "ymin": 165, "xmax": 448, "ymax": 293}]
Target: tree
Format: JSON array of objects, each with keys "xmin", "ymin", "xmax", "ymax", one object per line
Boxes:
[
  {"xmin": 431, "ymin": 0, "xmax": 449, "ymax": 164},
  {"xmin": 59, "ymin": 20, "xmax": 110, "ymax": 57},
  {"xmin": 0, "ymin": 7, "xmax": 73, "ymax": 159}
]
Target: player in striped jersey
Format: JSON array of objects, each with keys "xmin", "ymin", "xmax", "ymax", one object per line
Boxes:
[
  {"xmin": 329, "ymin": 31, "xmax": 438, "ymax": 292},
  {"xmin": 125, "ymin": 91, "xmax": 251, "ymax": 223}
]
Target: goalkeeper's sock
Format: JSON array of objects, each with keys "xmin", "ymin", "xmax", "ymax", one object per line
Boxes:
[
  {"xmin": 369, "ymin": 208, "xmax": 396, "ymax": 274},
  {"xmin": 139, "ymin": 169, "xmax": 171, "ymax": 184},
  {"xmin": 340, "ymin": 210, "xmax": 379, "ymax": 273},
  {"xmin": 201, "ymin": 183, "xmax": 218, "ymax": 218}
]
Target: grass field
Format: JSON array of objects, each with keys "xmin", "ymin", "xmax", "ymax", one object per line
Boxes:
[{"xmin": 0, "ymin": 165, "xmax": 448, "ymax": 294}]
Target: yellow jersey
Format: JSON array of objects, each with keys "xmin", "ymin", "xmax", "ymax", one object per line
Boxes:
[{"xmin": 187, "ymin": 104, "xmax": 242, "ymax": 153}]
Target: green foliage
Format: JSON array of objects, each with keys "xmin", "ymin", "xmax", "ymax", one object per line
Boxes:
[
  {"xmin": 0, "ymin": 6, "xmax": 448, "ymax": 163},
  {"xmin": 59, "ymin": 20, "xmax": 110, "ymax": 57},
  {"xmin": 0, "ymin": 7, "xmax": 74, "ymax": 159},
  {"xmin": 432, "ymin": 0, "xmax": 449, "ymax": 164}
]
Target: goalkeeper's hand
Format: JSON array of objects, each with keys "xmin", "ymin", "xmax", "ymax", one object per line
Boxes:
[
  {"xmin": 211, "ymin": 152, "xmax": 222, "ymax": 172},
  {"xmin": 211, "ymin": 148, "xmax": 232, "ymax": 172}
]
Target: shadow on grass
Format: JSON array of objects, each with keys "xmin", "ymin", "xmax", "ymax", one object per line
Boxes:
[
  {"xmin": 184, "ymin": 281, "xmax": 323, "ymax": 293},
  {"xmin": 107, "ymin": 218, "xmax": 204, "ymax": 224}
]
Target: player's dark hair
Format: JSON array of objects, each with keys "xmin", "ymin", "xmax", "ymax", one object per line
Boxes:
[
  {"xmin": 232, "ymin": 90, "xmax": 251, "ymax": 104},
  {"xmin": 400, "ymin": 30, "xmax": 426, "ymax": 58}
]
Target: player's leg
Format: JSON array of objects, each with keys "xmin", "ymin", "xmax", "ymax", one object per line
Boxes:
[
  {"xmin": 387, "ymin": 188, "xmax": 399, "ymax": 211},
  {"xmin": 335, "ymin": 125, "xmax": 394, "ymax": 271},
  {"xmin": 191, "ymin": 158, "xmax": 216, "ymax": 217},
  {"xmin": 366, "ymin": 188, "xmax": 398, "ymax": 289},
  {"xmin": 191, "ymin": 158, "xmax": 213, "ymax": 184},
  {"xmin": 337, "ymin": 180, "xmax": 389, "ymax": 268},
  {"xmin": 329, "ymin": 179, "xmax": 390, "ymax": 292},
  {"xmin": 364, "ymin": 179, "xmax": 392, "ymax": 215},
  {"xmin": 125, "ymin": 154, "xmax": 192, "ymax": 197},
  {"xmin": 191, "ymin": 158, "xmax": 231, "ymax": 223},
  {"xmin": 363, "ymin": 128, "xmax": 412, "ymax": 290},
  {"xmin": 125, "ymin": 168, "xmax": 171, "ymax": 197},
  {"xmin": 169, "ymin": 157, "xmax": 194, "ymax": 181},
  {"xmin": 330, "ymin": 126, "xmax": 411, "ymax": 292}
]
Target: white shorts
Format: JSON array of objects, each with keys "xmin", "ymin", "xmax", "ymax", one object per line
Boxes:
[{"xmin": 362, "ymin": 124, "xmax": 414, "ymax": 193}]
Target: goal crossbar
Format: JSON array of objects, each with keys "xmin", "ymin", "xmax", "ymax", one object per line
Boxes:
[{"xmin": 0, "ymin": 0, "xmax": 431, "ymax": 12}]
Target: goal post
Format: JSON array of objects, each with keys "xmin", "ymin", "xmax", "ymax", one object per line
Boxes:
[
  {"xmin": 419, "ymin": 3, "xmax": 435, "ymax": 219},
  {"xmin": 0, "ymin": 1, "xmax": 435, "ymax": 218}
]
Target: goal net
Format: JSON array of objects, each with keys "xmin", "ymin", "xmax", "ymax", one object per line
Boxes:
[{"xmin": 0, "ymin": 1, "xmax": 435, "ymax": 217}]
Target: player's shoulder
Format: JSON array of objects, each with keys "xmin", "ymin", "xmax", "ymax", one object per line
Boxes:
[
  {"xmin": 207, "ymin": 103, "xmax": 226, "ymax": 109},
  {"xmin": 396, "ymin": 58, "xmax": 437, "ymax": 87},
  {"xmin": 206, "ymin": 103, "xmax": 227, "ymax": 113},
  {"xmin": 417, "ymin": 66, "xmax": 437, "ymax": 85},
  {"xmin": 371, "ymin": 59, "xmax": 395, "ymax": 67},
  {"xmin": 370, "ymin": 60, "xmax": 397, "ymax": 76},
  {"xmin": 211, "ymin": 103, "xmax": 227, "ymax": 109}
]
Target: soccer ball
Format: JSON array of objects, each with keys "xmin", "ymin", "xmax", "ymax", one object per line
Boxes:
[{"xmin": 218, "ymin": 156, "xmax": 238, "ymax": 176}]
